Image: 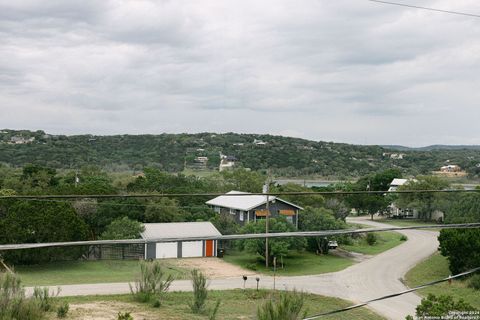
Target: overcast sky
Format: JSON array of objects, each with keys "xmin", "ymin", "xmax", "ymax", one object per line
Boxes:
[{"xmin": 1, "ymin": 0, "xmax": 479, "ymax": 147}]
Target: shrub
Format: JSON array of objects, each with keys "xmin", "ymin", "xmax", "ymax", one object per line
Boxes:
[
  {"xmin": 257, "ymin": 290, "xmax": 306, "ymax": 320},
  {"xmin": 0, "ymin": 272, "xmax": 45, "ymax": 320},
  {"xmin": 400, "ymin": 235, "xmax": 408, "ymax": 241},
  {"xmin": 245, "ymin": 263, "xmax": 257, "ymax": 271},
  {"xmin": 117, "ymin": 312, "xmax": 134, "ymax": 320},
  {"xmin": 366, "ymin": 233, "xmax": 377, "ymax": 246},
  {"xmin": 410, "ymin": 294, "xmax": 477, "ymax": 318},
  {"xmin": 152, "ymin": 299, "xmax": 161, "ymax": 308},
  {"xmin": 33, "ymin": 287, "xmax": 59, "ymax": 312},
  {"xmin": 468, "ymin": 274, "xmax": 480, "ymax": 290},
  {"xmin": 189, "ymin": 269, "xmax": 208, "ymax": 314},
  {"xmin": 129, "ymin": 261, "xmax": 173, "ymax": 303},
  {"xmin": 209, "ymin": 299, "xmax": 221, "ymax": 320},
  {"xmin": 56, "ymin": 302, "xmax": 69, "ymax": 318}
]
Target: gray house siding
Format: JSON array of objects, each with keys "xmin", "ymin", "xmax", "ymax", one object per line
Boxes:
[
  {"xmin": 146, "ymin": 243, "xmax": 156, "ymax": 259},
  {"xmin": 212, "ymin": 200, "xmax": 299, "ymax": 227}
]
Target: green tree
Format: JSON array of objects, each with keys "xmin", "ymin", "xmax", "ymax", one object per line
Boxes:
[
  {"xmin": 406, "ymin": 294, "xmax": 477, "ymax": 319},
  {"xmin": 0, "ymin": 201, "xmax": 89, "ymax": 264},
  {"xmin": 100, "ymin": 217, "xmax": 144, "ymax": 240},
  {"xmin": 144, "ymin": 198, "xmax": 189, "ymax": 223},
  {"xmin": 396, "ymin": 176, "xmax": 450, "ymax": 221},
  {"xmin": 438, "ymin": 229, "xmax": 480, "ymax": 274},
  {"xmin": 272, "ymin": 183, "xmax": 324, "ymax": 208},
  {"xmin": 220, "ymin": 168, "xmax": 265, "ymax": 193},
  {"xmin": 347, "ymin": 169, "xmax": 401, "ymax": 220},
  {"xmin": 298, "ymin": 207, "xmax": 347, "ymax": 254},
  {"xmin": 239, "ymin": 218, "xmax": 306, "ymax": 264}
]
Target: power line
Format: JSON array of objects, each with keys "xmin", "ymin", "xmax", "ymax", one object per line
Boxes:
[
  {"xmin": 1, "ymin": 188, "xmax": 479, "ymax": 200},
  {"xmin": 303, "ymin": 265, "xmax": 480, "ymax": 319},
  {"xmin": 365, "ymin": 0, "xmax": 480, "ymax": 18},
  {"xmin": 0, "ymin": 222, "xmax": 479, "ymax": 251}
]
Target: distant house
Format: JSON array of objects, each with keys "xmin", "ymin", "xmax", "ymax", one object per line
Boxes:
[
  {"xmin": 386, "ymin": 178, "xmax": 445, "ymax": 221},
  {"xmin": 141, "ymin": 222, "xmax": 221, "ymax": 259},
  {"xmin": 253, "ymin": 139, "xmax": 267, "ymax": 146},
  {"xmin": 219, "ymin": 155, "xmax": 237, "ymax": 171},
  {"xmin": 206, "ymin": 191, "xmax": 303, "ymax": 227},
  {"xmin": 440, "ymin": 164, "xmax": 462, "ymax": 172},
  {"xmin": 388, "ymin": 178, "xmax": 409, "ymax": 192}
]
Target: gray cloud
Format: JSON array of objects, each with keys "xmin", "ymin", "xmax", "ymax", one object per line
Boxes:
[{"xmin": 0, "ymin": 0, "xmax": 479, "ymax": 146}]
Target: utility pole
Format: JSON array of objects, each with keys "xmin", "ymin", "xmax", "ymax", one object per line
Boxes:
[{"xmin": 264, "ymin": 176, "xmax": 270, "ymax": 268}]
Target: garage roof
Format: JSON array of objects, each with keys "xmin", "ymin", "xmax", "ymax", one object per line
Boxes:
[
  {"xmin": 205, "ymin": 190, "xmax": 303, "ymax": 211},
  {"xmin": 140, "ymin": 222, "xmax": 221, "ymax": 240}
]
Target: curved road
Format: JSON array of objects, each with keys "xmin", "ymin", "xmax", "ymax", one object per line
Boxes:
[{"xmin": 26, "ymin": 217, "xmax": 439, "ymax": 320}]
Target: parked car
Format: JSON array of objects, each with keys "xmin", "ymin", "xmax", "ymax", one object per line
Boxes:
[{"xmin": 328, "ymin": 240, "xmax": 338, "ymax": 249}]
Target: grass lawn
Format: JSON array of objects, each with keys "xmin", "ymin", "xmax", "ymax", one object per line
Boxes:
[
  {"xmin": 223, "ymin": 250, "xmax": 355, "ymax": 276},
  {"xmin": 52, "ymin": 289, "xmax": 386, "ymax": 320},
  {"xmin": 340, "ymin": 230, "xmax": 405, "ymax": 255},
  {"xmin": 405, "ymin": 252, "xmax": 480, "ymax": 309},
  {"xmin": 378, "ymin": 219, "xmax": 441, "ymax": 231},
  {"xmin": 16, "ymin": 260, "xmax": 188, "ymax": 286}
]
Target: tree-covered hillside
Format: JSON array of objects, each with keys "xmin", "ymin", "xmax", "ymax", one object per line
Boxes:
[{"xmin": 1, "ymin": 129, "xmax": 480, "ymax": 178}]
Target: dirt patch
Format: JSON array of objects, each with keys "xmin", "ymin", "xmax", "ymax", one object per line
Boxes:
[
  {"xmin": 330, "ymin": 248, "xmax": 372, "ymax": 262},
  {"xmin": 64, "ymin": 301, "xmax": 159, "ymax": 320},
  {"xmin": 171, "ymin": 257, "xmax": 257, "ymax": 278}
]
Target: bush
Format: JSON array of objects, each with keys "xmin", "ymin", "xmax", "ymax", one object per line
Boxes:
[
  {"xmin": 189, "ymin": 269, "xmax": 208, "ymax": 314},
  {"xmin": 257, "ymin": 290, "xmax": 306, "ymax": 320},
  {"xmin": 400, "ymin": 235, "xmax": 408, "ymax": 241},
  {"xmin": 129, "ymin": 261, "xmax": 173, "ymax": 303},
  {"xmin": 468, "ymin": 274, "xmax": 480, "ymax": 290},
  {"xmin": 245, "ymin": 263, "xmax": 257, "ymax": 271},
  {"xmin": 366, "ymin": 233, "xmax": 377, "ymax": 246},
  {"xmin": 33, "ymin": 287, "xmax": 59, "ymax": 312},
  {"xmin": 117, "ymin": 312, "xmax": 134, "ymax": 320},
  {"xmin": 56, "ymin": 302, "xmax": 69, "ymax": 318},
  {"xmin": 409, "ymin": 294, "xmax": 477, "ymax": 319},
  {"xmin": 0, "ymin": 272, "xmax": 45, "ymax": 320}
]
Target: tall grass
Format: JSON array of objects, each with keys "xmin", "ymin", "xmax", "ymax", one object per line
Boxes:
[
  {"xmin": 189, "ymin": 269, "xmax": 208, "ymax": 314},
  {"xmin": 0, "ymin": 272, "xmax": 45, "ymax": 320},
  {"xmin": 129, "ymin": 261, "xmax": 174, "ymax": 303},
  {"xmin": 257, "ymin": 290, "xmax": 306, "ymax": 320}
]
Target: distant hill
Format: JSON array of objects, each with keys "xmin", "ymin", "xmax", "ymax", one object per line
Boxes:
[
  {"xmin": 1, "ymin": 129, "xmax": 479, "ymax": 178},
  {"xmin": 382, "ymin": 145, "xmax": 480, "ymax": 151}
]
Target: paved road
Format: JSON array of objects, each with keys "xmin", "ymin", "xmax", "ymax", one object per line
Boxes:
[{"xmin": 26, "ymin": 217, "xmax": 439, "ymax": 320}]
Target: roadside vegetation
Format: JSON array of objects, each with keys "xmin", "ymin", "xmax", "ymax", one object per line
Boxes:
[
  {"xmin": 405, "ymin": 253, "xmax": 480, "ymax": 309},
  {"xmin": 52, "ymin": 290, "xmax": 385, "ymax": 320}
]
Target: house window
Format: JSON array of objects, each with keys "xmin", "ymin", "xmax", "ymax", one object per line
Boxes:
[
  {"xmin": 286, "ymin": 216, "xmax": 293, "ymax": 223},
  {"xmin": 230, "ymin": 208, "xmax": 235, "ymax": 215},
  {"xmin": 239, "ymin": 211, "xmax": 244, "ymax": 221},
  {"xmin": 214, "ymin": 206, "xmax": 221, "ymax": 213}
]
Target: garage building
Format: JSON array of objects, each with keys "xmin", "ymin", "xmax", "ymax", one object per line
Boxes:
[{"xmin": 141, "ymin": 222, "xmax": 221, "ymax": 259}]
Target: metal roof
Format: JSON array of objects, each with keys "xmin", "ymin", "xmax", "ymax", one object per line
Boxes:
[
  {"xmin": 205, "ymin": 190, "xmax": 303, "ymax": 211},
  {"xmin": 390, "ymin": 178, "xmax": 408, "ymax": 186},
  {"xmin": 141, "ymin": 222, "xmax": 221, "ymax": 240}
]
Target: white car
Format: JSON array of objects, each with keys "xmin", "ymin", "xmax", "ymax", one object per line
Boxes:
[{"xmin": 328, "ymin": 240, "xmax": 338, "ymax": 249}]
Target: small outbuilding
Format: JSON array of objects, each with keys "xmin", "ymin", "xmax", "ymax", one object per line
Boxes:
[{"xmin": 141, "ymin": 222, "xmax": 221, "ymax": 260}]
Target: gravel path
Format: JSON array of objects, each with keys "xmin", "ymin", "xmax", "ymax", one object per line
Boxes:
[{"xmin": 26, "ymin": 217, "xmax": 439, "ymax": 320}]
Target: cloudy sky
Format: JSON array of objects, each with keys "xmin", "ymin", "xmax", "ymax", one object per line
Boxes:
[{"xmin": 1, "ymin": 0, "xmax": 479, "ymax": 146}]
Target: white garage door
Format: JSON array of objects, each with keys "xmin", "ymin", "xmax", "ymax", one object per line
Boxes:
[
  {"xmin": 182, "ymin": 241, "xmax": 203, "ymax": 258},
  {"xmin": 155, "ymin": 242, "xmax": 178, "ymax": 259}
]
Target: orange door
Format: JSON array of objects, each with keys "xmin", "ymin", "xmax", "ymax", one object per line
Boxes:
[{"xmin": 205, "ymin": 240, "xmax": 214, "ymax": 257}]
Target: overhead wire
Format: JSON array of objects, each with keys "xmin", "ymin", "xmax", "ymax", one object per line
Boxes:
[
  {"xmin": 303, "ymin": 265, "xmax": 480, "ymax": 319},
  {"xmin": 1, "ymin": 188, "xmax": 479, "ymax": 200},
  {"xmin": 0, "ymin": 222, "xmax": 479, "ymax": 251},
  {"xmin": 365, "ymin": 0, "xmax": 480, "ymax": 18}
]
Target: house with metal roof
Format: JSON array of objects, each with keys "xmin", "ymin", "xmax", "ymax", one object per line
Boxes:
[
  {"xmin": 205, "ymin": 191, "xmax": 303, "ymax": 228},
  {"xmin": 141, "ymin": 222, "xmax": 221, "ymax": 259}
]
